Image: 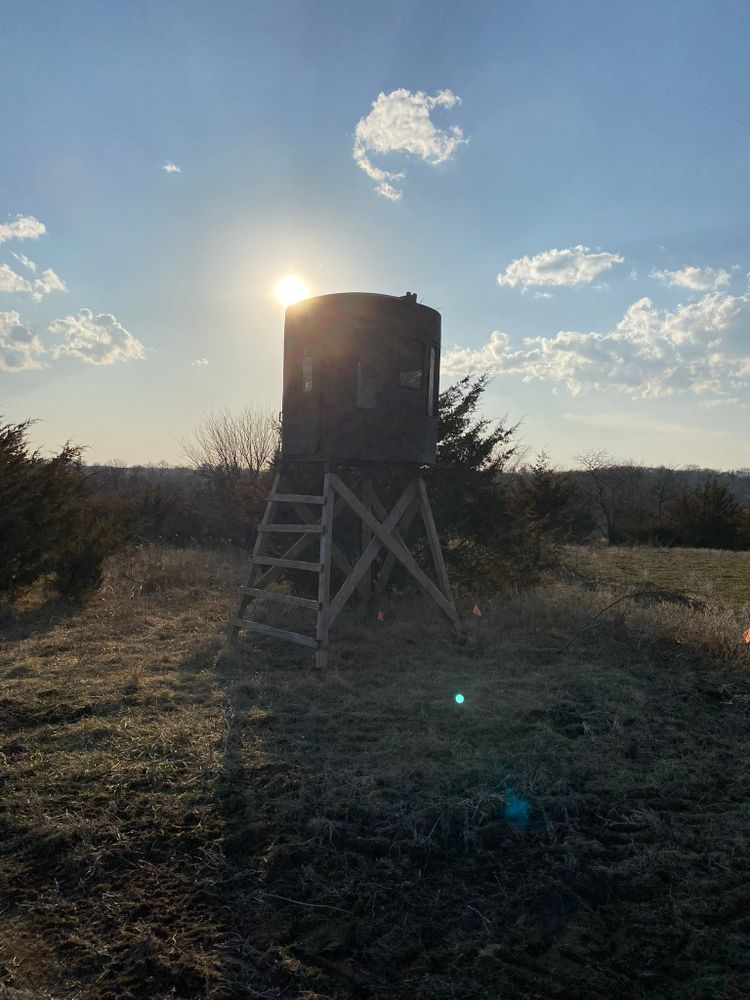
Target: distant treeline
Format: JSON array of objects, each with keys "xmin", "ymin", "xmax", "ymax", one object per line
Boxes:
[
  {"xmin": 3, "ymin": 385, "xmax": 749, "ymax": 605},
  {"xmin": 512, "ymin": 454, "xmax": 750, "ymax": 550},
  {"xmin": 81, "ymin": 457, "xmax": 750, "ymax": 553}
]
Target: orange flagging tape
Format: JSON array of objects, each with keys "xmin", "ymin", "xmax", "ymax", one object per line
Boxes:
[
  {"xmin": 744, "ymin": 628, "xmax": 750, "ymax": 644},
  {"xmin": 377, "ymin": 610, "xmax": 385, "ymax": 622},
  {"xmin": 472, "ymin": 603, "xmax": 482, "ymax": 617}
]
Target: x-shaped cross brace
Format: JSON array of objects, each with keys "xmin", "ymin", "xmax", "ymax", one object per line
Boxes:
[{"xmin": 326, "ymin": 474, "xmax": 462, "ymax": 633}]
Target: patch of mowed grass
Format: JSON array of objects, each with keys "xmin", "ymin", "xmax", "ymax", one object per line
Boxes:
[
  {"xmin": 564, "ymin": 543, "xmax": 750, "ymax": 605},
  {"xmin": 1, "ymin": 544, "xmax": 750, "ymax": 999}
]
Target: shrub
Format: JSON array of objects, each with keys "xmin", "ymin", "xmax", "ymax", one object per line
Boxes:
[{"xmin": 0, "ymin": 418, "xmax": 124, "ymax": 601}]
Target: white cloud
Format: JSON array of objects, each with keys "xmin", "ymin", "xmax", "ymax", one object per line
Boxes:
[
  {"xmin": 497, "ymin": 245, "xmax": 624, "ymax": 289},
  {"xmin": 0, "ymin": 311, "xmax": 46, "ymax": 371},
  {"xmin": 533, "ymin": 291, "xmax": 554, "ymax": 300},
  {"xmin": 162, "ymin": 162, "xmax": 182, "ymax": 174},
  {"xmin": 49, "ymin": 309, "xmax": 145, "ymax": 365},
  {"xmin": 353, "ymin": 88, "xmax": 466, "ymax": 200},
  {"xmin": 0, "ymin": 215, "xmax": 46, "ymax": 245},
  {"xmin": 0, "ymin": 263, "xmax": 32, "ymax": 295},
  {"xmin": 31, "ymin": 267, "xmax": 66, "ymax": 300},
  {"xmin": 442, "ymin": 291, "xmax": 750, "ymax": 405},
  {"xmin": 12, "ymin": 252, "xmax": 36, "ymax": 273},
  {"xmin": 0, "ymin": 262, "xmax": 66, "ymax": 301},
  {"xmin": 650, "ymin": 265, "xmax": 731, "ymax": 292},
  {"xmin": 192, "ymin": 358, "xmax": 209, "ymax": 366}
]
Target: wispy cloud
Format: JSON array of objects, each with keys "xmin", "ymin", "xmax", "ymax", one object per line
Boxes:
[
  {"xmin": 12, "ymin": 252, "xmax": 36, "ymax": 273},
  {"xmin": 0, "ymin": 311, "xmax": 46, "ymax": 371},
  {"xmin": 650, "ymin": 265, "xmax": 730, "ymax": 292},
  {"xmin": 0, "ymin": 215, "xmax": 46, "ymax": 245},
  {"xmin": 192, "ymin": 358, "xmax": 208, "ymax": 366},
  {"xmin": 497, "ymin": 245, "xmax": 624, "ymax": 289},
  {"xmin": 49, "ymin": 309, "xmax": 145, "ymax": 365},
  {"xmin": 562, "ymin": 411, "xmax": 742, "ymax": 439},
  {"xmin": 161, "ymin": 162, "xmax": 183, "ymax": 174},
  {"xmin": 0, "ymin": 262, "xmax": 66, "ymax": 301},
  {"xmin": 353, "ymin": 88, "xmax": 466, "ymax": 201},
  {"xmin": 442, "ymin": 291, "xmax": 750, "ymax": 404}
]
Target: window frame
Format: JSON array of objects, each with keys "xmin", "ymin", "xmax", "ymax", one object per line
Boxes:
[{"xmin": 426, "ymin": 345, "xmax": 437, "ymax": 416}]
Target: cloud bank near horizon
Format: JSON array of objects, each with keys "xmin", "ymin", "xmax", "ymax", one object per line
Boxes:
[{"xmin": 443, "ymin": 290, "xmax": 750, "ymax": 406}]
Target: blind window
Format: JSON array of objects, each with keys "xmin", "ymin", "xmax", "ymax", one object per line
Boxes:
[
  {"xmin": 302, "ymin": 352, "xmax": 313, "ymax": 393},
  {"xmin": 356, "ymin": 362, "xmax": 377, "ymax": 409},
  {"xmin": 399, "ymin": 339, "xmax": 424, "ymax": 389}
]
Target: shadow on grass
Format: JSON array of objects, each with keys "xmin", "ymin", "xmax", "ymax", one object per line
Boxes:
[{"xmin": 0, "ymin": 595, "xmax": 83, "ymax": 644}]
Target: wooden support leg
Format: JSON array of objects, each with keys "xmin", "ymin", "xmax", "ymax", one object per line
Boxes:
[
  {"xmin": 315, "ymin": 472, "xmax": 334, "ymax": 669},
  {"xmin": 361, "ymin": 478, "xmax": 373, "ymax": 603},
  {"xmin": 416, "ymin": 478, "xmax": 463, "ymax": 637},
  {"xmin": 291, "ymin": 499, "xmax": 355, "ymax": 580}
]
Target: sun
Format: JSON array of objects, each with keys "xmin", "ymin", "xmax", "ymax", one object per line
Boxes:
[{"xmin": 274, "ymin": 274, "xmax": 309, "ymax": 307}]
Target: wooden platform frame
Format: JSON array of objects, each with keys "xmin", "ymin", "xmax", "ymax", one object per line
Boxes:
[{"xmin": 230, "ymin": 466, "xmax": 462, "ymax": 667}]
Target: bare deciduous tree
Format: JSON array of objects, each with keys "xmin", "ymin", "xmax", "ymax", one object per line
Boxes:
[
  {"xmin": 575, "ymin": 449, "xmax": 620, "ymax": 540},
  {"xmin": 181, "ymin": 406, "xmax": 280, "ymax": 480}
]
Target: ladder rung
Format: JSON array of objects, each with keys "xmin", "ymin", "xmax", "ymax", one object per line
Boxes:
[
  {"xmin": 241, "ymin": 587, "xmax": 318, "ymax": 610},
  {"xmin": 271, "ymin": 493, "xmax": 325, "ymax": 505},
  {"xmin": 233, "ymin": 618, "xmax": 318, "ymax": 649},
  {"xmin": 258, "ymin": 523, "xmax": 322, "ymax": 534},
  {"xmin": 252, "ymin": 556, "xmax": 322, "ymax": 572}
]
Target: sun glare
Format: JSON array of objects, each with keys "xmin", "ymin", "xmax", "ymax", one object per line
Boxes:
[{"xmin": 274, "ymin": 274, "xmax": 309, "ymax": 307}]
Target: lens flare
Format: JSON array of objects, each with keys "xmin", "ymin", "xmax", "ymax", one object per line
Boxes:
[
  {"xmin": 274, "ymin": 274, "xmax": 309, "ymax": 307},
  {"xmin": 504, "ymin": 792, "xmax": 531, "ymax": 828},
  {"xmin": 454, "ymin": 693, "xmax": 465, "ymax": 704}
]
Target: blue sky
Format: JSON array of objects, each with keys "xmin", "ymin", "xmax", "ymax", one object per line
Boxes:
[{"xmin": 1, "ymin": 0, "xmax": 749, "ymax": 467}]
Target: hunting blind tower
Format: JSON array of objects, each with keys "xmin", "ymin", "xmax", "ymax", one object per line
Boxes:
[{"xmin": 231, "ymin": 292, "xmax": 462, "ymax": 666}]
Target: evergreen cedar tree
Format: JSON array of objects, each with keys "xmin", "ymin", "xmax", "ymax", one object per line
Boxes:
[
  {"xmin": 663, "ymin": 477, "xmax": 744, "ymax": 550},
  {"xmin": 0, "ymin": 419, "xmax": 121, "ymax": 600},
  {"xmin": 426, "ymin": 374, "xmax": 551, "ymax": 588}
]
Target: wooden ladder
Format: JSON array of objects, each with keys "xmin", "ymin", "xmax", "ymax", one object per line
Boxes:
[
  {"xmin": 230, "ymin": 467, "xmax": 462, "ymax": 668},
  {"xmin": 230, "ymin": 471, "xmax": 335, "ymax": 668}
]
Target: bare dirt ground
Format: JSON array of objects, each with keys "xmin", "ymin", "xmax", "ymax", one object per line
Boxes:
[{"xmin": 1, "ymin": 545, "xmax": 750, "ymax": 999}]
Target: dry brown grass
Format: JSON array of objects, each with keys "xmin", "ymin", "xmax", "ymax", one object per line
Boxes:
[
  {"xmin": 1, "ymin": 544, "xmax": 749, "ymax": 999},
  {"xmin": 563, "ymin": 544, "xmax": 750, "ymax": 605}
]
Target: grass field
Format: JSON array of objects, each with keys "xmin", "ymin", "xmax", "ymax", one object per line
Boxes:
[
  {"xmin": 563, "ymin": 544, "xmax": 750, "ymax": 605},
  {"xmin": 1, "ymin": 545, "xmax": 750, "ymax": 999}
]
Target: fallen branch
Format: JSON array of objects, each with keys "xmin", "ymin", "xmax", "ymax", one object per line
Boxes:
[
  {"xmin": 254, "ymin": 890, "xmax": 350, "ymax": 914},
  {"xmin": 560, "ymin": 587, "xmax": 707, "ymax": 654}
]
